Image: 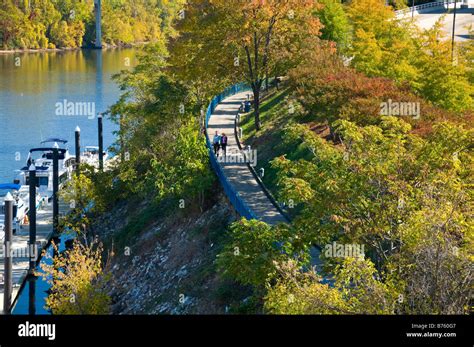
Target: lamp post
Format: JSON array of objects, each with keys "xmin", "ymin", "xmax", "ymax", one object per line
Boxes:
[
  {"xmin": 94, "ymin": 0, "xmax": 102, "ymax": 49},
  {"xmin": 451, "ymin": 0, "xmax": 458, "ymax": 62}
]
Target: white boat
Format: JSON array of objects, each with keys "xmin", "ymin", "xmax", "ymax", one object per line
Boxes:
[
  {"xmin": 17, "ymin": 138, "xmax": 75, "ymax": 198},
  {"xmin": 0, "ymin": 183, "xmax": 42, "ymax": 238},
  {"xmin": 81, "ymin": 146, "xmax": 108, "ymax": 169}
]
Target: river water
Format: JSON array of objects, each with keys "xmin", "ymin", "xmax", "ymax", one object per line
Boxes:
[
  {"xmin": 0, "ymin": 48, "xmax": 137, "ymax": 314},
  {"xmin": 0, "ymin": 48, "xmax": 137, "ymax": 183}
]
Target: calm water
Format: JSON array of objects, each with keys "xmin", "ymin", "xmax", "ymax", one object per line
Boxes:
[
  {"xmin": 0, "ymin": 48, "xmax": 137, "ymax": 314},
  {"xmin": 0, "ymin": 49, "xmax": 137, "ymax": 183}
]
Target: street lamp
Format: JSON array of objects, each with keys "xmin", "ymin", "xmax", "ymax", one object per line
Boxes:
[{"xmin": 451, "ymin": 0, "xmax": 458, "ymax": 62}]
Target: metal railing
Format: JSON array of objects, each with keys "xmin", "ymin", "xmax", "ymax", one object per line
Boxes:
[
  {"xmin": 205, "ymin": 83, "xmax": 258, "ymax": 220},
  {"xmin": 395, "ymin": 0, "xmax": 455, "ymax": 15}
]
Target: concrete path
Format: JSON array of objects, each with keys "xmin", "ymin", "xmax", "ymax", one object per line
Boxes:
[{"xmin": 206, "ymin": 92, "xmax": 287, "ymax": 226}]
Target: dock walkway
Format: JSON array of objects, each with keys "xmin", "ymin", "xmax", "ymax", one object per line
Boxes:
[{"xmin": 0, "ymin": 199, "xmax": 70, "ymax": 313}]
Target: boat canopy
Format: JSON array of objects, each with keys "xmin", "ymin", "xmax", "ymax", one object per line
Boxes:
[
  {"xmin": 0, "ymin": 183, "xmax": 21, "ymax": 190},
  {"xmin": 41, "ymin": 138, "xmax": 68, "ymax": 145},
  {"xmin": 29, "ymin": 147, "xmax": 67, "ymax": 154}
]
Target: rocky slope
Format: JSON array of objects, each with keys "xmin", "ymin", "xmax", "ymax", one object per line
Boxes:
[{"xmin": 90, "ymin": 193, "xmax": 241, "ymax": 314}]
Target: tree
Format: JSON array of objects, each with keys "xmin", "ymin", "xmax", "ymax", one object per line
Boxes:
[
  {"xmin": 315, "ymin": 0, "xmax": 352, "ymax": 50},
  {"xmin": 346, "ymin": 0, "xmax": 473, "ymax": 112},
  {"xmin": 459, "ymin": 28, "xmax": 474, "ymax": 86},
  {"xmin": 216, "ymin": 219, "xmax": 306, "ymax": 289},
  {"xmin": 264, "ymin": 258, "xmax": 397, "ymax": 314},
  {"xmin": 0, "ymin": 0, "xmax": 180, "ymax": 49},
  {"xmin": 174, "ymin": 0, "xmax": 322, "ymax": 131},
  {"xmin": 110, "ymin": 43, "xmax": 215, "ymax": 208},
  {"xmin": 348, "ymin": 0, "xmax": 421, "ymax": 86},
  {"xmin": 39, "ymin": 239, "xmax": 110, "ymax": 314},
  {"xmin": 269, "ymin": 117, "xmax": 473, "ymax": 314},
  {"xmin": 59, "ymin": 172, "xmax": 98, "ymax": 235},
  {"xmin": 415, "ymin": 21, "xmax": 473, "ymax": 112}
]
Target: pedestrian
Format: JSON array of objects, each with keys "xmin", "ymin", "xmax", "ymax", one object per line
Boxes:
[
  {"xmin": 221, "ymin": 133, "xmax": 228, "ymax": 157},
  {"xmin": 213, "ymin": 131, "xmax": 221, "ymax": 157}
]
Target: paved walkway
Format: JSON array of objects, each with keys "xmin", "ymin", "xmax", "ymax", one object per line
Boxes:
[
  {"xmin": 398, "ymin": 5, "xmax": 473, "ymax": 42},
  {"xmin": 206, "ymin": 92, "xmax": 287, "ymax": 226}
]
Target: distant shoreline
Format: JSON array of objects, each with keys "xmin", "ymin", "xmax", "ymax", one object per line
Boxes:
[{"xmin": 0, "ymin": 42, "xmax": 146, "ymax": 55}]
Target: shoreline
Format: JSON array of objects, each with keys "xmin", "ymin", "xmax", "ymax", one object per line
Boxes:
[{"xmin": 0, "ymin": 42, "xmax": 146, "ymax": 55}]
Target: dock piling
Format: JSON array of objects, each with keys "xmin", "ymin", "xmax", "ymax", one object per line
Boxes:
[
  {"xmin": 52, "ymin": 142, "xmax": 59, "ymax": 235},
  {"xmin": 98, "ymin": 114, "xmax": 104, "ymax": 171},
  {"xmin": 3, "ymin": 193, "xmax": 13, "ymax": 314},
  {"xmin": 75, "ymin": 126, "xmax": 81, "ymax": 175},
  {"xmin": 28, "ymin": 164, "xmax": 37, "ymax": 273}
]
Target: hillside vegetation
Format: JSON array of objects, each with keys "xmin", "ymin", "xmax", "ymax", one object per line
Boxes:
[
  {"xmin": 40, "ymin": 0, "xmax": 472, "ymax": 315},
  {"xmin": 0, "ymin": 0, "xmax": 184, "ymax": 50}
]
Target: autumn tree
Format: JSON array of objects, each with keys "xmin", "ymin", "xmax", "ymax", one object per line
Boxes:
[
  {"xmin": 415, "ymin": 21, "xmax": 474, "ymax": 112},
  {"xmin": 39, "ymin": 239, "xmax": 110, "ymax": 315},
  {"xmin": 347, "ymin": 0, "xmax": 421, "ymax": 85},
  {"xmin": 265, "ymin": 258, "xmax": 398, "ymax": 314},
  {"xmin": 0, "ymin": 0, "xmax": 180, "ymax": 49},
  {"xmin": 174, "ymin": 0, "xmax": 321, "ymax": 131},
  {"xmin": 269, "ymin": 117, "xmax": 472, "ymax": 314}
]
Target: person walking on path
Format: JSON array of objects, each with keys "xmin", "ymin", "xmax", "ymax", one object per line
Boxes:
[
  {"xmin": 221, "ymin": 133, "xmax": 228, "ymax": 157},
  {"xmin": 213, "ymin": 131, "xmax": 221, "ymax": 157}
]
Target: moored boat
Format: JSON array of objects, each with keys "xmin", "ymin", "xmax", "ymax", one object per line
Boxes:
[
  {"xmin": 0, "ymin": 183, "xmax": 42, "ymax": 239},
  {"xmin": 17, "ymin": 138, "xmax": 75, "ymax": 198}
]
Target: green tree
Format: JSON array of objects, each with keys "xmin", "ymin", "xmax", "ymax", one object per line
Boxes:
[
  {"xmin": 348, "ymin": 0, "xmax": 420, "ymax": 86},
  {"xmin": 217, "ymin": 219, "xmax": 306, "ymax": 289},
  {"xmin": 415, "ymin": 21, "xmax": 474, "ymax": 112},
  {"xmin": 315, "ymin": 0, "xmax": 351, "ymax": 50}
]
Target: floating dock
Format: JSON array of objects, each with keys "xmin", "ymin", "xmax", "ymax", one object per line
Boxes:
[{"xmin": 0, "ymin": 199, "xmax": 70, "ymax": 314}]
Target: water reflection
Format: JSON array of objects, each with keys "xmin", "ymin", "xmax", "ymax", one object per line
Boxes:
[
  {"xmin": 13, "ymin": 233, "xmax": 75, "ymax": 315},
  {"xmin": 0, "ymin": 48, "xmax": 137, "ymax": 182},
  {"xmin": 28, "ymin": 276, "xmax": 36, "ymax": 315},
  {"xmin": 1, "ymin": 47, "xmax": 137, "ymax": 315}
]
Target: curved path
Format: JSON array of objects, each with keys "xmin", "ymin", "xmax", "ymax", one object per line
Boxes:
[
  {"xmin": 206, "ymin": 91, "xmax": 287, "ymax": 226},
  {"xmin": 397, "ymin": 3, "xmax": 473, "ymax": 42}
]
